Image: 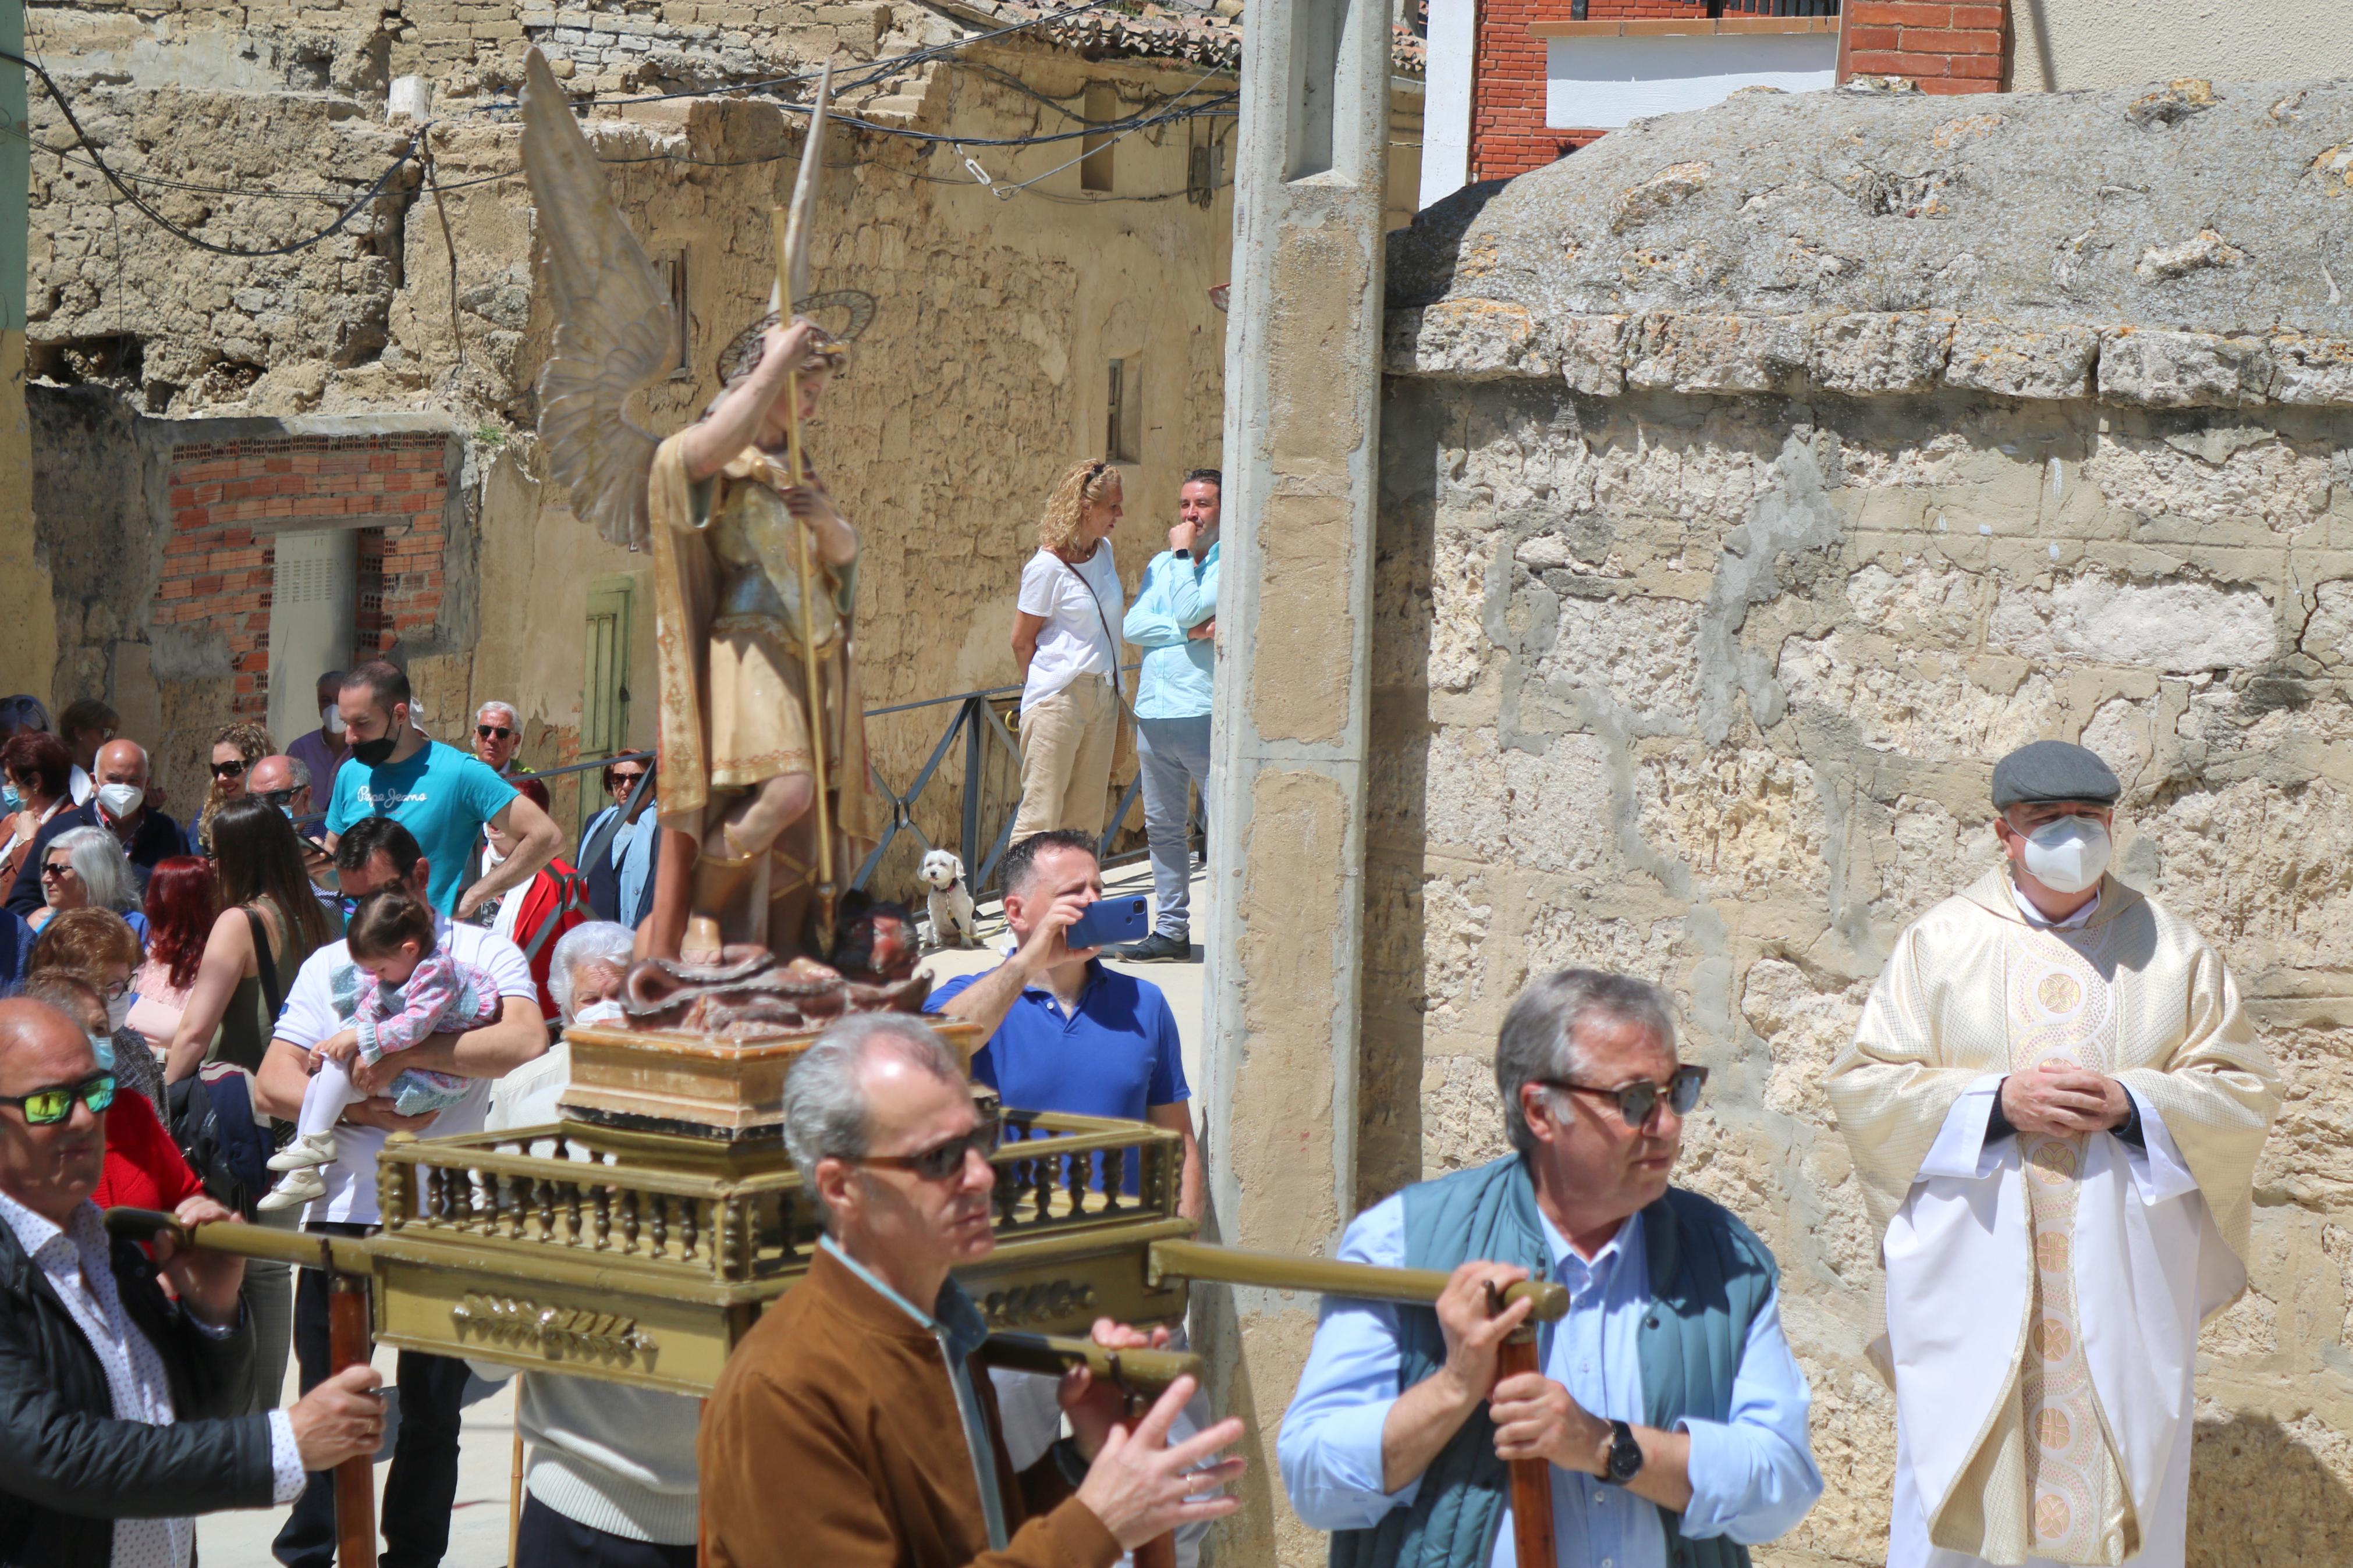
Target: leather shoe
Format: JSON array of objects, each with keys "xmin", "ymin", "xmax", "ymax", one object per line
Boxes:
[{"xmin": 1113, "ymin": 931, "xmax": 1192, "ymax": 963}]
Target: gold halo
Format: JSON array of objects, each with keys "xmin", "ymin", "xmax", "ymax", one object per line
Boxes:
[{"xmin": 715, "ymin": 290, "xmax": 876, "ymax": 387}]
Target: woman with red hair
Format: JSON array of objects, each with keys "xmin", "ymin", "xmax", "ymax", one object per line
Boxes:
[
  {"xmin": 0, "ymin": 730, "xmax": 73, "ymax": 895},
  {"xmin": 129, "ymin": 854, "xmax": 217, "ymax": 1051}
]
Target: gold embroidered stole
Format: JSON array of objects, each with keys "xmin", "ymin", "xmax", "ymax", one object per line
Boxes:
[{"xmin": 2003, "ymin": 919, "xmax": 2134, "ymax": 1566}]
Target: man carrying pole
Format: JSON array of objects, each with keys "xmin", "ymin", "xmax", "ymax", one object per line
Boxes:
[{"xmin": 1279, "ymin": 970, "xmax": 1822, "ymax": 1567}]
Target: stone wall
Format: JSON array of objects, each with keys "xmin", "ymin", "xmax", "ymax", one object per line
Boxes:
[{"xmin": 1371, "ymin": 81, "xmax": 2353, "ymax": 1566}]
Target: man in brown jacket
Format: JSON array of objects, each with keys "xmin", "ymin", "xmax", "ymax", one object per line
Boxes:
[{"xmin": 701, "ymin": 1014, "xmax": 1245, "ymax": 1567}]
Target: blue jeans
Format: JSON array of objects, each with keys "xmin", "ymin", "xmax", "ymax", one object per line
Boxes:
[{"xmin": 1135, "ymin": 716, "xmax": 1211, "ymax": 939}]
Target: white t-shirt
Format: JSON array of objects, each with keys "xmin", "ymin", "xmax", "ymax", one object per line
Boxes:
[
  {"xmin": 272, "ymin": 916, "xmax": 538, "ymax": 1226},
  {"xmin": 1016, "ymin": 543, "xmax": 1123, "ymax": 710}
]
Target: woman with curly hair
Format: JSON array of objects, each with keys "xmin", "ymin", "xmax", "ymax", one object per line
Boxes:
[
  {"xmin": 1010, "ymin": 457, "xmax": 1127, "ymax": 840},
  {"xmin": 128, "ymin": 854, "xmax": 217, "ymax": 1050},
  {"xmin": 196, "ymin": 719, "xmax": 274, "ymax": 854},
  {"xmin": 26, "ymin": 905, "xmax": 162, "ymax": 1109}
]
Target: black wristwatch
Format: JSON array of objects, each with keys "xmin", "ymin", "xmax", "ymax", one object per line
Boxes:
[{"xmin": 1601, "ymin": 1418, "xmax": 1644, "ymax": 1485}]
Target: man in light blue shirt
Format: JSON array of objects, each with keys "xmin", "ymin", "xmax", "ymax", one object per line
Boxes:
[
  {"xmin": 1113, "ymin": 469, "xmax": 1220, "ymax": 963},
  {"xmin": 1279, "ymin": 969, "xmax": 1821, "ymax": 1568}
]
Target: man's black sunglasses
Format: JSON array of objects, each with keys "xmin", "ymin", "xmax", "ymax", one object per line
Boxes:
[
  {"xmin": 1536, "ymin": 1065, "xmax": 1708, "ymax": 1129},
  {"xmin": 856, "ymin": 1114, "xmax": 1003, "ymax": 1181},
  {"xmin": 0, "ymin": 1072, "xmax": 116, "ymax": 1126},
  {"xmin": 476, "ymin": 724, "xmax": 514, "ymax": 740},
  {"xmin": 256, "ymin": 787, "xmax": 299, "ymax": 809}
]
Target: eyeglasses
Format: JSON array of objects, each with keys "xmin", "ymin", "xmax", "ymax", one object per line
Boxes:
[
  {"xmin": 477, "ymin": 725, "xmax": 514, "ymax": 741},
  {"xmin": 855, "ymin": 1114, "xmax": 1003, "ymax": 1182},
  {"xmin": 210, "ymin": 759, "xmax": 247, "ymax": 779},
  {"xmin": 0, "ymin": 1072, "xmax": 115, "ymax": 1126},
  {"xmin": 608, "ymin": 770, "xmax": 647, "ymax": 789},
  {"xmin": 1536, "ymin": 1065, "xmax": 1708, "ymax": 1129},
  {"xmin": 38, "ymin": 861, "xmax": 73, "ymax": 880},
  {"xmin": 255, "ymin": 787, "xmax": 299, "ymax": 809}
]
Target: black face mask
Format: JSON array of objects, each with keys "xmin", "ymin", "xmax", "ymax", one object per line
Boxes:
[{"xmin": 350, "ymin": 735, "xmax": 399, "ymax": 766}]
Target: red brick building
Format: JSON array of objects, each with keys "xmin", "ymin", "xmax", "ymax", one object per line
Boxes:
[{"xmin": 1423, "ymin": 0, "xmax": 2008, "ymax": 197}]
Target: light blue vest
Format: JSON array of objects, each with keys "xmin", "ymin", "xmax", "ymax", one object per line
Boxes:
[{"xmin": 1329, "ymin": 1155, "xmax": 1777, "ymax": 1568}]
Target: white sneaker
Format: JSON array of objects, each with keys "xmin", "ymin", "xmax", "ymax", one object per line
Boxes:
[
  {"xmin": 267, "ymin": 1131, "xmax": 338, "ymax": 1174},
  {"xmin": 257, "ymin": 1168, "xmax": 326, "ymax": 1212}
]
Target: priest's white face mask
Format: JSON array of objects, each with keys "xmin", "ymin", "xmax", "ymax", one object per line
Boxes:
[{"xmin": 1997, "ymin": 803, "xmax": 2114, "ymax": 897}]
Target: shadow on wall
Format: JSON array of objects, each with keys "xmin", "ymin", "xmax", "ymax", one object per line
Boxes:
[{"xmin": 2187, "ymin": 1413, "xmax": 2353, "ymax": 1566}]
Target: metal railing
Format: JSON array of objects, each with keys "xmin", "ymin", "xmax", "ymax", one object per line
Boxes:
[{"xmin": 307, "ymin": 669, "xmax": 1204, "ymax": 909}]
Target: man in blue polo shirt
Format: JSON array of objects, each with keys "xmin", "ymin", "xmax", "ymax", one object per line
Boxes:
[{"xmin": 925, "ymin": 829, "xmax": 1202, "ymax": 1219}]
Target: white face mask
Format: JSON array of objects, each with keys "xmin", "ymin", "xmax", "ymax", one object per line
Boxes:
[
  {"xmin": 95, "ymin": 782, "xmax": 143, "ymax": 821},
  {"xmin": 572, "ymin": 998, "xmax": 625, "ymax": 1027},
  {"xmin": 322, "ymin": 705, "xmax": 347, "ymax": 737},
  {"xmin": 106, "ymin": 994, "xmax": 133, "ymax": 1032},
  {"xmin": 2021, "ymin": 815, "xmax": 2111, "ymax": 895}
]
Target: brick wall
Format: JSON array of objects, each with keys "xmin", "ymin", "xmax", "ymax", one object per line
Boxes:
[
  {"xmin": 1841, "ymin": 1, "xmax": 2008, "ymax": 93},
  {"xmin": 155, "ymin": 433, "xmax": 453, "ymax": 719},
  {"xmin": 1472, "ymin": 1, "xmax": 1748, "ymax": 183}
]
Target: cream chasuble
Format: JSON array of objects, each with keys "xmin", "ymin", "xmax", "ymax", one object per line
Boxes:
[{"xmin": 1827, "ymin": 869, "xmax": 2277, "ymax": 1568}]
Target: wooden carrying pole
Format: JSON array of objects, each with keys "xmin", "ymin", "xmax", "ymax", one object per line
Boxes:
[
  {"xmin": 770, "ymin": 59, "xmax": 838, "ymax": 956},
  {"xmin": 328, "ymin": 1274, "xmax": 379, "ymax": 1568},
  {"xmin": 1493, "ymin": 1319, "xmax": 1556, "ymax": 1568}
]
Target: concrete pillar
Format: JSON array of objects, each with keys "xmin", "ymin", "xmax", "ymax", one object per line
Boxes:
[{"xmin": 1199, "ymin": 0, "xmax": 1390, "ymax": 1553}]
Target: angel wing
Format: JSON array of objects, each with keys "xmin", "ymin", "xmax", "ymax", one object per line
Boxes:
[{"xmin": 521, "ymin": 47, "xmax": 676, "ymax": 550}]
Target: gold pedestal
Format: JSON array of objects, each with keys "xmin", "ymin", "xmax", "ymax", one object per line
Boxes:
[
  {"xmin": 369, "ymin": 1102, "xmax": 1191, "ymax": 1395},
  {"xmin": 558, "ymin": 1018, "xmax": 989, "ymax": 1143}
]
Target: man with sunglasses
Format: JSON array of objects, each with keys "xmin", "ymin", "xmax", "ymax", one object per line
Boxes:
[
  {"xmin": 0, "ymin": 997, "xmax": 387, "ymax": 1567},
  {"xmin": 4, "ymin": 738, "xmax": 187, "ymax": 918},
  {"xmin": 702, "ymin": 1013, "xmax": 1247, "ymax": 1568},
  {"xmin": 1281, "ymin": 968, "xmax": 1821, "ymax": 1568},
  {"xmin": 1828, "ymin": 741, "xmax": 2279, "ymax": 1568},
  {"xmin": 471, "ymin": 701, "xmax": 533, "ymax": 778}
]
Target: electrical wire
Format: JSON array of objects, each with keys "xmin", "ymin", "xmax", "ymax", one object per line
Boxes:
[{"xmin": 0, "ymin": 48, "xmax": 418, "ymax": 257}]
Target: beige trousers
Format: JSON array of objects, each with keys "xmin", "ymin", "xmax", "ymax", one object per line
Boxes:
[{"xmin": 1012, "ymin": 673, "xmax": 1117, "ymax": 842}]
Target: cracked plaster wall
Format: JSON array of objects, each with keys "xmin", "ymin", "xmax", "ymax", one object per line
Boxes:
[{"xmin": 1371, "ymin": 80, "xmax": 2353, "ymax": 1568}]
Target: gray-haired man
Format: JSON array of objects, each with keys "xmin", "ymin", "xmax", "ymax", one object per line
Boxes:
[
  {"xmin": 700, "ymin": 1014, "xmax": 1244, "ymax": 1568},
  {"xmin": 1280, "ymin": 969, "xmax": 1822, "ymax": 1568}
]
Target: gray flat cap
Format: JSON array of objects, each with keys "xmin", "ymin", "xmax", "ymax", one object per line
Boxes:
[{"xmin": 1992, "ymin": 741, "xmax": 2121, "ymax": 809}]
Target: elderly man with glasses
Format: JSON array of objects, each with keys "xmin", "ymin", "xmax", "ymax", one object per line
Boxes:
[
  {"xmin": 1280, "ymin": 969, "xmax": 1822, "ymax": 1568},
  {"xmin": 0, "ymin": 996, "xmax": 386, "ymax": 1567},
  {"xmin": 473, "ymin": 701, "xmax": 533, "ymax": 778},
  {"xmin": 700, "ymin": 1013, "xmax": 1247, "ymax": 1568}
]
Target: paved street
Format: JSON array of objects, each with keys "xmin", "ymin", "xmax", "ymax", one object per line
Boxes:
[{"xmin": 199, "ymin": 856, "xmax": 1210, "ymax": 1567}]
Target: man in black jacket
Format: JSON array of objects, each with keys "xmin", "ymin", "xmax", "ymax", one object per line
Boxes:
[
  {"xmin": 0, "ymin": 998, "xmax": 384, "ymax": 1567},
  {"xmin": 2, "ymin": 739, "xmax": 186, "ymax": 916}
]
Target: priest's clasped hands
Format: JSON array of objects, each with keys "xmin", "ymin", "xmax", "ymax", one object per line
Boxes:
[{"xmin": 2000, "ymin": 1061, "xmax": 2132, "ymax": 1136}]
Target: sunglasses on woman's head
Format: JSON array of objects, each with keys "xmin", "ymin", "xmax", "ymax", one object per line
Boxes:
[
  {"xmin": 0, "ymin": 1072, "xmax": 115, "ymax": 1126},
  {"xmin": 210, "ymin": 759, "xmax": 246, "ymax": 779},
  {"xmin": 855, "ymin": 1113, "xmax": 1004, "ymax": 1181}
]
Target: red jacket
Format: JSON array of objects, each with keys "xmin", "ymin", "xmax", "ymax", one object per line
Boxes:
[
  {"xmin": 506, "ymin": 858, "xmax": 590, "ymax": 1019},
  {"xmin": 94, "ymin": 1088, "xmax": 202, "ymax": 1215}
]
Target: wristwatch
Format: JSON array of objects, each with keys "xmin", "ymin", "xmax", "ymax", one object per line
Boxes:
[{"xmin": 1601, "ymin": 1419, "xmax": 1644, "ymax": 1485}]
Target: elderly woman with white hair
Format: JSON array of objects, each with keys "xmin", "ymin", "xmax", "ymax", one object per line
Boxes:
[
  {"xmin": 474, "ymin": 919, "xmax": 703, "ymax": 1567},
  {"xmin": 30, "ymin": 824, "xmax": 145, "ymax": 938}
]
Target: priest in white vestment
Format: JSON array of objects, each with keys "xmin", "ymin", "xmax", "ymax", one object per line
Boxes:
[{"xmin": 1826, "ymin": 740, "xmax": 2277, "ymax": 1568}]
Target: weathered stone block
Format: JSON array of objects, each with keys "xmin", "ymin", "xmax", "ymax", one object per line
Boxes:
[
  {"xmin": 1986, "ymin": 567, "xmax": 2277, "ymax": 671},
  {"xmin": 2098, "ymin": 327, "xmax": 2273, "ymax": 408},
  {"xmin": 1809, "ymin": 312, "xmax": 1954, "ymax": 396},
  {"xmin": 1626, "ymin": 312, "xmax": 1804, "ymax": 396},
  {"xmin": 1558, "ymin": 314, "xmax": 1628, "ymax": 397},
  {"xmin": 2270, "ymin": 333, "xmax": 2353, "ymax": 407},
  {"xmin": 1382, "ymin": 299, "xmax": 1550, "ymax": 380},
  {"xmin": 1943, "ymin": 319, "xmax": 2097, "ymax": 400}
]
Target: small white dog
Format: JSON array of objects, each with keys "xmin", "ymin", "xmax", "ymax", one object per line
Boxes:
[{"xmin": 918, "ymin": 849, "xmax": 979, "ymax": 950}]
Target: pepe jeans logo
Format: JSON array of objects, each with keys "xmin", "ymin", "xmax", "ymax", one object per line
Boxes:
[{"xmin": 450, "ymin": 1292, "xmax": 657, "ymax": 1361}]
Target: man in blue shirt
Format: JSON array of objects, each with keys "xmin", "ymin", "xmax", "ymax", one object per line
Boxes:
[
  {"xmin": 1279, "ymin": 969, "xmax": 1821, "ymax": 1568},
  {"xmin": 1111, "ymin": 470, "xmax": 1219, "ymax": 964},
  {"xmin": 322, "ymin": 662, "xmax": 562, "ymax": 918},
  {"xmin": 925, "ymin": 830, "xmax": 1202, "ymax": 1219}
]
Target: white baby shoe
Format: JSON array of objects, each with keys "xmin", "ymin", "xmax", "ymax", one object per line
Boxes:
[
  {"xmin": 257, "ymin": 1168, "xmax": 327, "ymax": 1212},
  {"xmin": 267, "ymin": 1130, "xmax": 339, "ymax": 1173}
]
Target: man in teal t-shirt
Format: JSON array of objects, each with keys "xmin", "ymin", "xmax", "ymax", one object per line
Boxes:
[{"xmin": 324, "ymin": 662, "xmax": 563, "ymax": 916}]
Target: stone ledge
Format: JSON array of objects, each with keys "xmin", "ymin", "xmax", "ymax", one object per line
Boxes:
[{"xmin": 1382, "ymin": 301, "xmax": 2353, "ymax": 408}]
